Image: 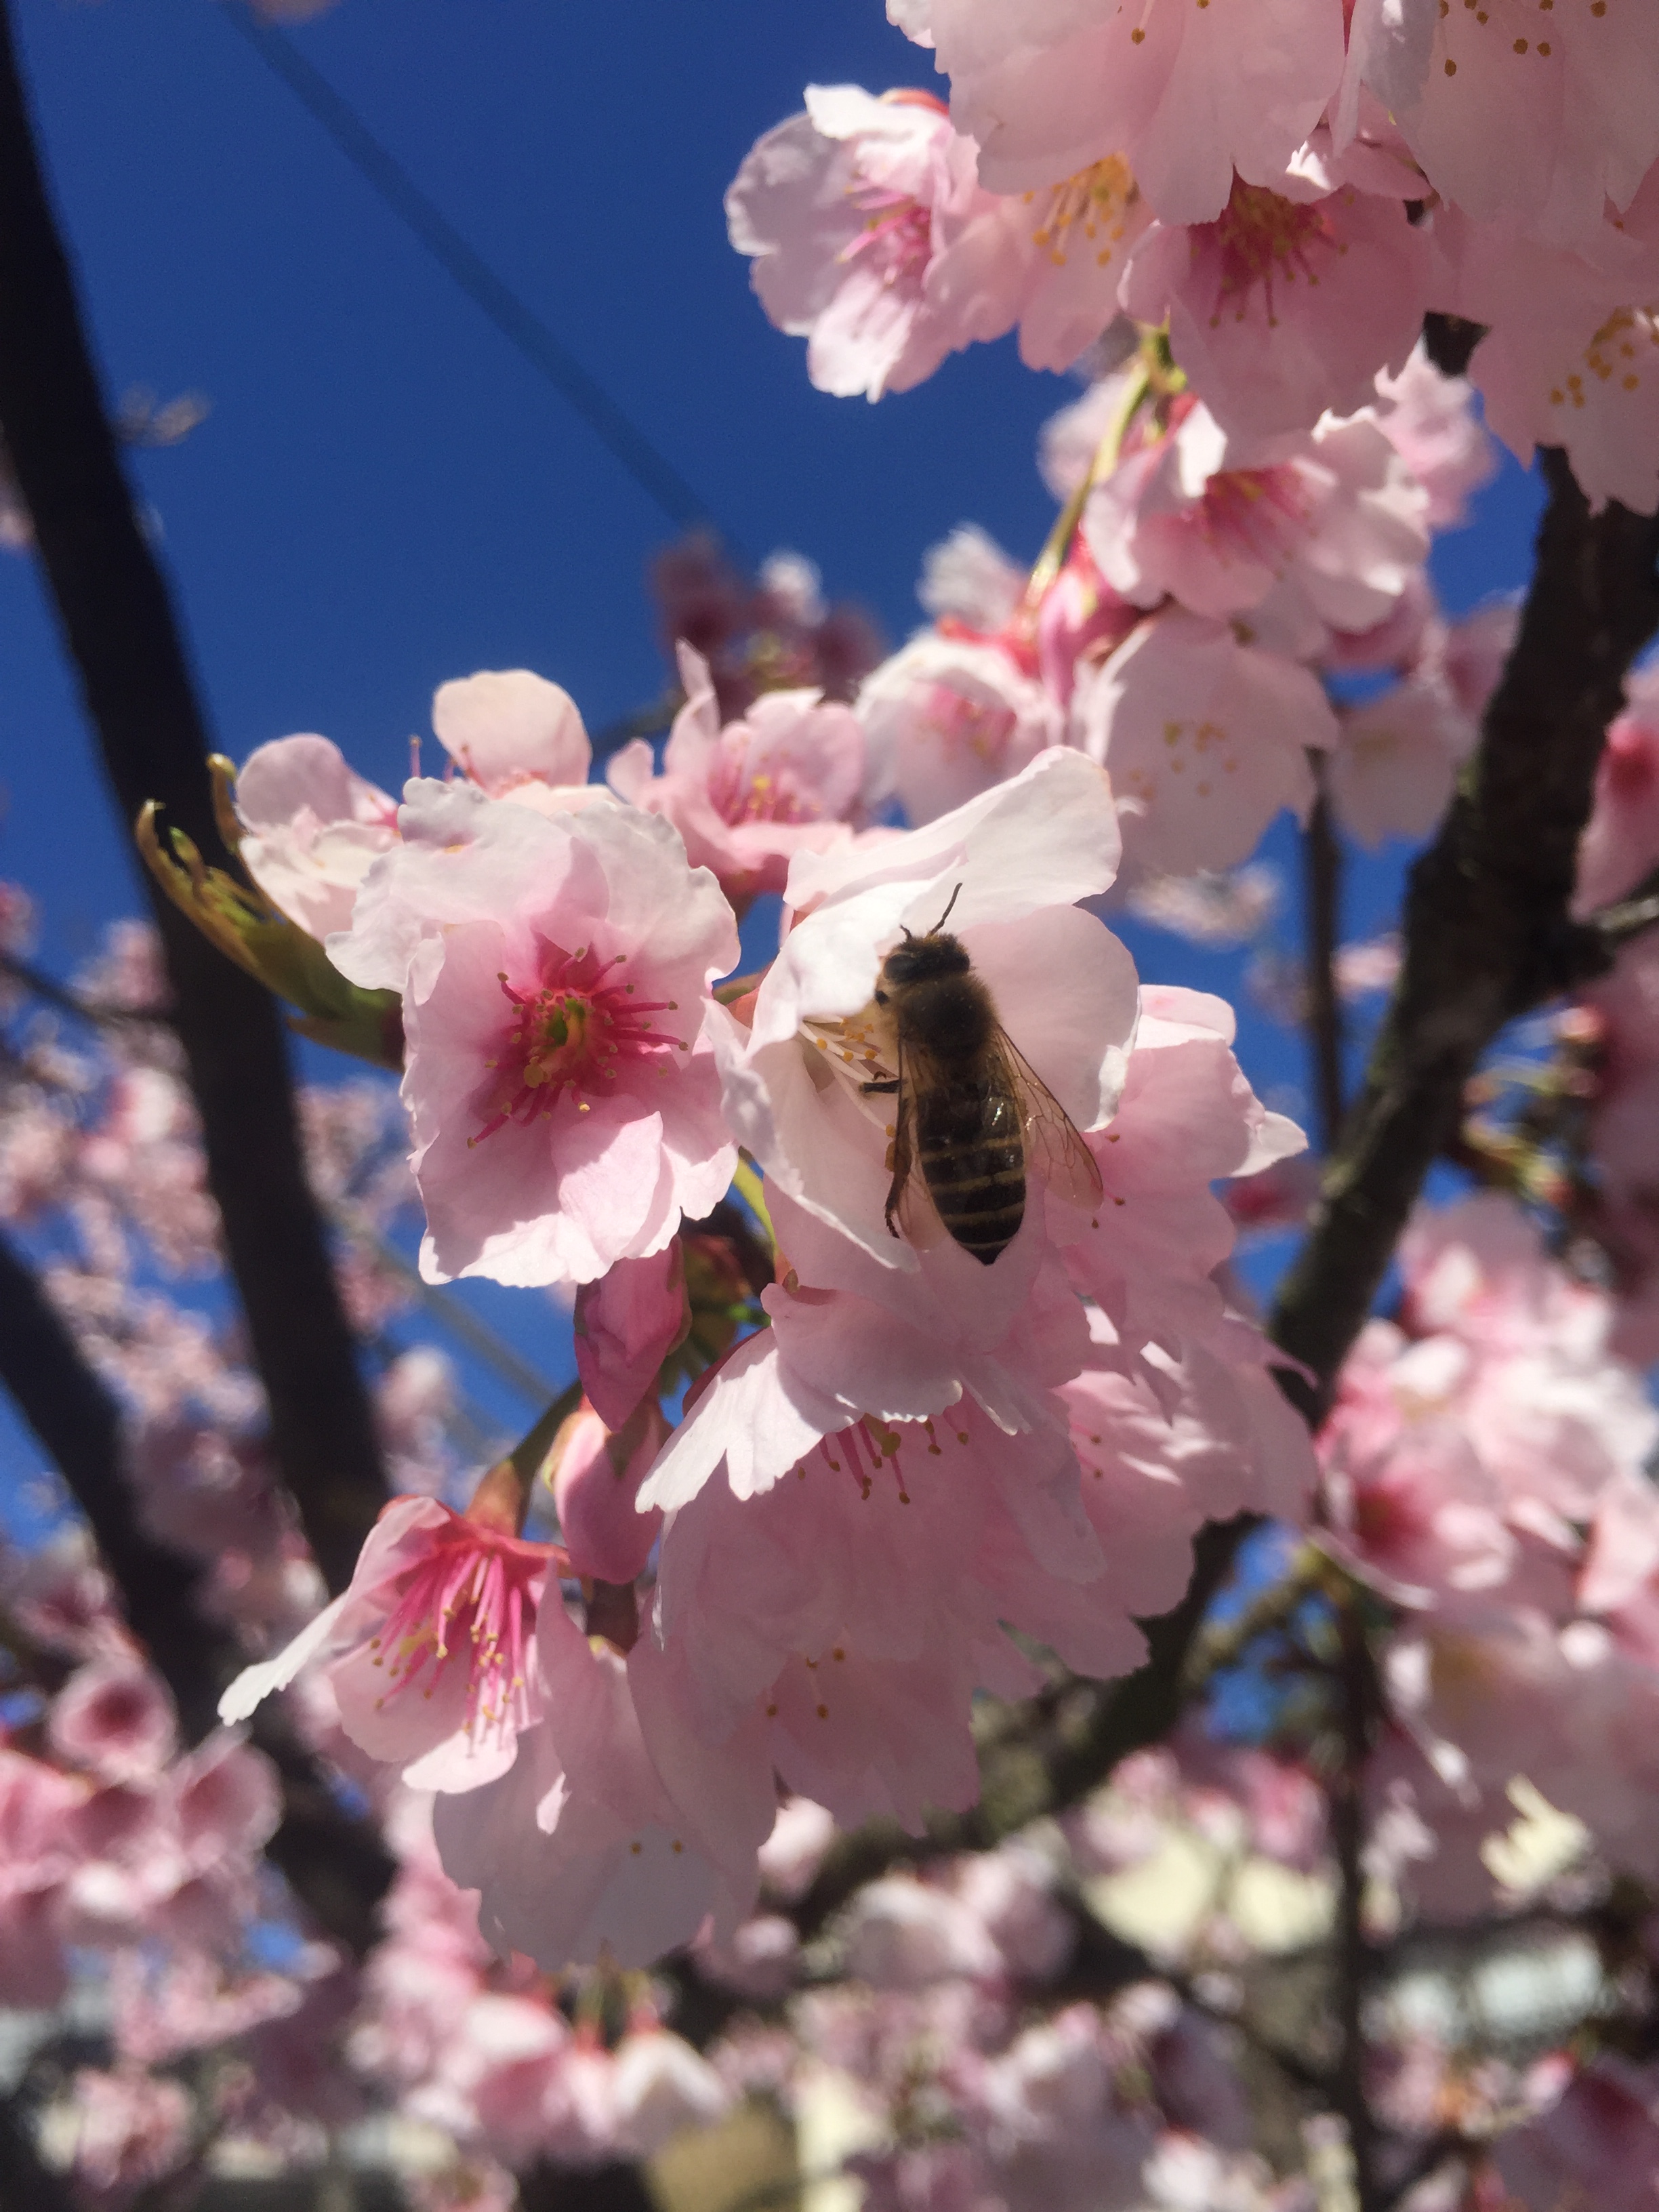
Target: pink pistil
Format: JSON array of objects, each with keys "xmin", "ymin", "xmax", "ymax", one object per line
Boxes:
[
  {"xmin": 840, "ymin": 183, "xmax": 933, "ymax": 289},
  {"xmin": 367, "ymin": 1515, "xmax": 548, "ymax": 1747},
  {"xmin": 1195, "ymin": 465, "xmax": 1312, "ymax": 566},
  {"xmin": 471, "ymin": 941, "xmax": 684, "ymax": 1145},
  {"xmin": 1206, "ymin": 181, "xmax": 1336, "ymax": 329},
  {"xmin": 710, "ymin": 754, "xmax": 816, "ymax": 830}
]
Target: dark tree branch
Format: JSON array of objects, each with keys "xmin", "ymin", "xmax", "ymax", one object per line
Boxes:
[
  {"xmin": 0, "ymin": 1223, "xmax": 392, "ymax": 1954},
  {"xmin": 1303, "ymin": 769, "xmax": 1347, "ymax": 1155},
  {"xmin": 0, "ymin": 1225, "xmax": 218, "ymax": 1737},
  {"xmin": 0, "ymin": 0, "xmax": 384, "ymax": 1595},
  {"xmin": 1271, "ymin": 450, "xmax": 1659, "ymax": 1419}
]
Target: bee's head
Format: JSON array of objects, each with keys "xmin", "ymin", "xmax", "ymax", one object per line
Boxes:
[{"xmin": 881, "ymin": 924, "xmax": 970, "ymax": 987}]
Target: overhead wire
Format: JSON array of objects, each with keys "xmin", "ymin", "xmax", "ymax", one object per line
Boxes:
[{"xmin": 218, "ymin": 3, "xmax": 736, "ymax": 545}]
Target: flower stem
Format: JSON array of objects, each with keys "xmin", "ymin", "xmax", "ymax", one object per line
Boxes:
[{"xmin": 1018, "ymin": 363, "xmax": 1151, "ymax": 619}]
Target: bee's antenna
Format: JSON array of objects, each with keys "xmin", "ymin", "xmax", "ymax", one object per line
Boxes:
[{"xmin": 931, "ymin": 882, "xmax": 964, "ymax": 935}]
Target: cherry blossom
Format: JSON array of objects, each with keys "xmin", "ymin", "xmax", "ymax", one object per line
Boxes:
[
  {"xmin": 330, "ymin": 784, "xmax": 738, "ymax": 1287},
  {"xmin": 1081, "ymin": 402, "xmax": 1429, "ymax": 652},
  {"xmin": 549, "ymin": 1397, "xmax": 668, "ymax": 1586},
  {"xmin": 912, "ymin": 0, "xmax": 1346, "ymax": 224},
  {"xmin": 234, "ymin": 735, "xmax": 400, "ymax": 943},
  {"xmin": 1429, "ymin": 201, "xmax": 1659, "ymax": 512},
  {"xmin": 856, "ymin": 626, "xmax": 1065, "ymax": 823},
  {"xmin": 430, "ymin": 668, "xmax": 591, "ymax": 801},
  {"xmin": 433, "ymin": 1594, "xmax": 775, "ymax": 1968},
  {"xmin": 1345, "ymin": 0, "xmax": 1659, "ymax": 248},
  {"xmin": 220, "ymin": 1493, "xmax": 554, "ymax": 1793},
  {"xmin": 234, "ymin": 670, "xmax": 599, "ymax": 943},
  {"xmin": 1574, "ymin": 663, "xmax": 1659, "ymax": 914},
  {"xmin": 1326, "ymin": 670, "xmax": 1473, "ymax": 848},
  {"xmin": 606, "ymin": 641, "xmax": 865, "ymax": 900},
  {"xmin": 1373, "ymin": 342, "xmax": 1497, "ymax": 531},
  {"xmin": 1070, "ymin": 608, "xmax": 1338, "ymax": 879},
  {"xmin": 1121, "ymin": 179, "xmax": 1434, "ymax": 441},
  {"xmin": 726, "ymin": 86, "xmax": 998, "ymax": 400}
]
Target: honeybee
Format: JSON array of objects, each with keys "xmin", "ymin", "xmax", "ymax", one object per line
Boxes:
[{"xmin": 862, "ymin": 887, "xmax": 1105, "ymax": 1265}]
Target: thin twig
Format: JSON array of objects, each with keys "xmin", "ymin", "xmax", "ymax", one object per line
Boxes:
[{"xmin": 0, "ymin": 949, "xmax": 163, "ymax": 1029}]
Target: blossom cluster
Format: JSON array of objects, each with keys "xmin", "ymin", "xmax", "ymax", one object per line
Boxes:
[
  {"xmin": 211, "ymin": 653, "xmax": 1315, "ymax": 1974},
  {"xmin": 14, "ymin": 0, "xmax": 1659, "ymax": 2200},
  {"xmin": 732, "ymin": 5, "xmax": 1659, "ymax": 516}
]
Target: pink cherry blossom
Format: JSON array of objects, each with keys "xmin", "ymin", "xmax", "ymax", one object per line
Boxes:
[
  {"xmin": 573, "ymin": 1244, "xmax": 689, "ymax": 1431},
  {"xmin": 235, "ymin": 671, "xmax": 599, "ymax": 945},
  {"xmin": 1070, "ymin": 609, "xmax": 1338, "ymax": 879},
  {"xmin": 0, "ymin": 1747, "xmax": 85, "ymax": 2006},
  {"xmin": 1082, "ymin": 403, "xmax": 1429, "ymax": 651},
  {"xmin": 841, "ymin": 1876, "xmax": 1004, "ymax": 1988},
  {"xmin": 234, "ymin": 734, "xmax": 400, "ymax": 942},
  {"xmin": 1441, "ymin": 594, "xmax": 1519, "ymax": 724},
  {"xmin": 48, "ymin": 1656, "xmax": 178, "ymax": 1782},
  {"xmin": 1373, "ymin": 342, "xmax": 1497, "ymax": 531},
  {"xmin": 920, "ymin": 0, "xmax": 1345, "ymax": 224},
  {"xmin": 935, "ymin": 156, "xmax": 1154, "ymax": 375},
  {"xmin": 1121, "ymin": 179, "xmax": 1433, "ymax": 441},
  {"xmin": 220, "ymin": 1494, "xmax": 554, "ymax": 1793},
  {"xmin": 1346, "ymin": 0, "xmax": 1659, "ymax": 249},
  {"xmin": 60, "ymin": 2067, "xmax": 193, "ymax": 2198},
  {"xmin": 330, "ymin": 783, "xmax": 738, "ymax": 1287},
  {"xmin": 647, "ymin": 1385, "xmax": 1107, "ymax": 1830},
  {"xmin": 726, "ymin": 86, "xmax": 1002, "ymax": 401},
  {"xmin": 1430, "ymin": 201, "xmax": 1659, "ymax": 513},
  {"xmin": 856, "ymin": 626, "xmax": 1065, "ymax": 825},
  {"xmin": 918, "ymin": 524, "xmax": 1027, "ymax": 634},
  {"xmin": 430, "ymin": 668, "xmax": 591, "ymax": 800},
  {"xmin": 606, "ymin": 642, "xmax": 865, "ymax": 900},
  {"xmin": 1059, "ymin": 985, "xmax": 1309, "ymax": 1374},
  {"xmin": 1326, "ymin": 671, "xmax": 1473, "ymax": 849},
  {"xmin": 640, "ymin": 1185, "xmax": 1095, "ymax": 1521},
  {"xmin": 433, "ymin": 1593, "xmax": 774, "ymax": 1969}
]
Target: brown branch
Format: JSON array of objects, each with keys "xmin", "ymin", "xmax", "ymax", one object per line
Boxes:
[
  {"xmin": 1271, "ymin": 450, "xmax": 1659, "ymax": 1419},
  {"xmin": 0, "ymin": 1223, "xmax": 392, "ymax": 1954},
  {"xmin": 0, "ymin": 0, "xmax": 384, "ymax": 1595}
]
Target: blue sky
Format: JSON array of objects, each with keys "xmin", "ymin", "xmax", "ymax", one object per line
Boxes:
[{"xmin": 0, "ymin": 0, "xmax": 1548, "ymax": 1492}]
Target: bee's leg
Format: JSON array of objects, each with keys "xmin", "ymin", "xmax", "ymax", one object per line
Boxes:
[{"xmin": 860, "ymin": 1078, "xmax": 900, "ymax": 1095}]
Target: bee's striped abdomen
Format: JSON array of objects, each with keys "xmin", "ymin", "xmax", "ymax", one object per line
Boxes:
[{"xmin": 916, "ymin": 1076, "xmax": 1025, "ymax": 1265}]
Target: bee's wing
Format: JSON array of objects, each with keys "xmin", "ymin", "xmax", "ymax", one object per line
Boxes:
[
  {"xmin": 884, "ymin": 1031, "xmax": 949, "ymax": 1248},
  {"xmin": 995, "ymin": 1031, "xmax": 1105, "ymax": 1214}
]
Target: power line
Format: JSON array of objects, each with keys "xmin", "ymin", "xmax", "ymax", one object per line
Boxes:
[{"xmin": 218, "ymin": 3, "xmax": 733, "ymax": 542}]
